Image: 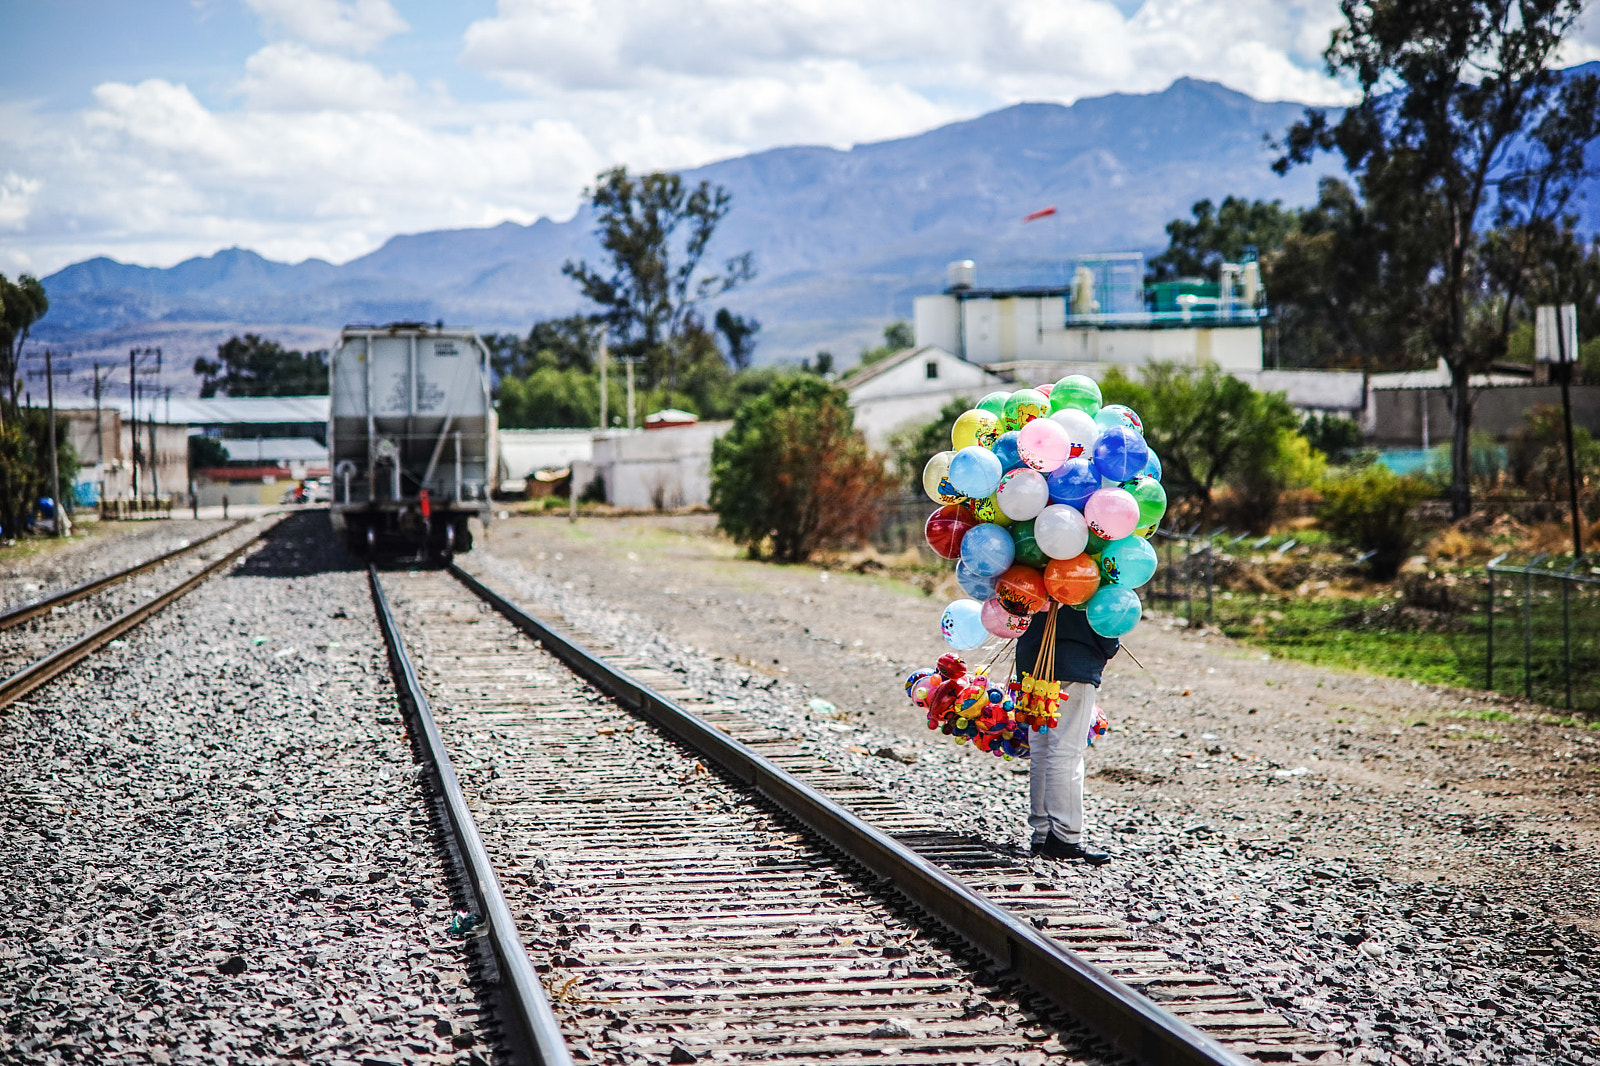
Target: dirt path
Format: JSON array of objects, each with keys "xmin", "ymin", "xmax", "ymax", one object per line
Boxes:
[{"xmin": 481, "ymin": 512, "xmax": 1600, "ymax": 933}]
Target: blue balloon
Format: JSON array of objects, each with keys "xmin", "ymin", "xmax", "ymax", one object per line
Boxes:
[
  {"xmin": 1098, "ymin": 535, "xmax": 1158, "ymax": 589},
  {"xmin": 1046, "ymin": 457, "xmax": 1099, "ymax": 510},
  {"xmin": 1094, "ymin": 404, "xmax": 1143, "ymax": 435},
  {"xmin": 960, "ymin": 522, "xmax": 1015, "ymax": 578},
  {"xmin": 956, "ymin": 560, "xmax": 998, "ymax": 600},
  {"xmin": 1085, "ymin": 586, "xmax": 1142, "ymax": 638},
  {"xmin": 948, "ymin": 446, "xmax": 1003, "ymax": 499},
  {"xmin": 1142, "ymin": 447, "xmax": 1162, "ymax": 482},
  {"xmin": 990, "ymin": 431, "xmax": 1028, "ymax": 472},
  {"xmin": 1092, "ymin": 425, "xmax": 1150, "ymax": 483},
  {"xmin": 941, "ymin": 598, "xmax": 989, "ymax": 650}
]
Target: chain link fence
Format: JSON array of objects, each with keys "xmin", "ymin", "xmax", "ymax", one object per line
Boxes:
[{"xmin": 1486, "ymin": 554, "xmax": 1600, "ymax": 712}]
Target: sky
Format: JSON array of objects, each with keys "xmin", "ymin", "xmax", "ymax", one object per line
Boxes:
[{"xmin": 3, "ymin": 0, "xmax": 1598, "ymax": 278}]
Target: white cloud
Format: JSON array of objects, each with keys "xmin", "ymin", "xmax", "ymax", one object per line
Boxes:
[
  {"xmin": 245, "ymin": 0, "xmax": 408, "ymax": 53},
  {"xmin": 3, "ymin": 0, "xmax": 1376, "ymax": 276},
  {"xmin": 238, "ymin": 42, "xmax": 415, "ymax": 111},
  {"xmin": 0, "ymin": 171, "xmax": 42, "ymax": 231}
]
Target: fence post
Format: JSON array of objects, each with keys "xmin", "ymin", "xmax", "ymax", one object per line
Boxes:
[
  {"xmin": 1486, "ymin": 560, "xmax": 1497, "ymax": 691},
  {"xmin": 1205, "ymin": 544, "xmax": 1215, "ymax": 624},
  {"xmin": 1523, "ymin": 561, "xmax": 1538, "ymax": 702},
  {"xmin": 1562, "ymin": 556, "xmax": 1579, "ymax": 712}
]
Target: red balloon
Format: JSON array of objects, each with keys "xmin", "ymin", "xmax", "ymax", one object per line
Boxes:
[
  {"xmin": 994, "ymin": 564, "xmax": 1048, "ymax": 616},
  {"xmin": 925, "ymin": 503, "xmax": 977, "ymax": 559},
  {"xmin": 1044, "ymin": 554, "xmax": 1100, "ymax": 606}
]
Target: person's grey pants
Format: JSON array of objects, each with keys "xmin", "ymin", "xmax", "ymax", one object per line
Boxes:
[{"xmin": 1028, "ymin": 681, "xmax": 1098, "ymax": 845}]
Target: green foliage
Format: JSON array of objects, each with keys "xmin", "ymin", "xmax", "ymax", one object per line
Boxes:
[
  {"xmin": 1317, "ymin": 465, "xmax": 1431, "ymax": 580},
  {"xmin": 857, "ymin": 320, "xmax": 915, "ymax": 368},
  {"xmin": 710, "ymin": 377, "xmax": 894, "ymax": 562},
  {"xmin": 0, "ymin": 273, "xmax": 49, "ymax": 414},
  {"xmin": 1583, "ymin": 336, "xmax": 1600, "ymax": 383},
  {"xmin": 1301, "ymin": 412, "xmax": 1364, "ymax": 464},
  {"xmin": 1099, "ymin": 364, "xmax": 1304, "ymax": 530},
  {"xmin": 888, "ymin": 397, "xmax": 973, "ymax": 497},
  {"xmin": 188, "ymin": 434, "xmax": 230, "ymax": 470},
  {"xmin": 1506, "ymin": 404, "xmax": 1600, "ymax": 502},
  {"xmin": 562, "ymin": 166, "xmax": 756, "ymax": 390},
  {"xmin": 1147, "ymin": 196, "xmax": 1298, "ymax": 281},
  {"xmin": 714, "ymin": 309, "xmax": 761, "ymax": 370},
  {"xmin": 193, "ymin": 334, "xmax": 328, "ymax": 398},
  {"xmin": 1276, "ymin": 0, "xmax": 1600, "ymax": 517},
  {"xmin": 0, "ymin": 408, "xmax": 78, "ymax": 535},
  {"xmin": 486, "ymin": 315, "xmax": 600, "ymax": 379}
]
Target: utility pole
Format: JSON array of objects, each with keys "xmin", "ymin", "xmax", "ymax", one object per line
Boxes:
[
  {"xmin": 45, "ymin": 349, "xmax": 62, "ymax": 537},
  {"xmin": 92, "ymin": 365, "xmax": 104, "ymax": 502},
  {"xmin": 598, "ymin": 328, "xmax": 609, "ymax": 431},
  {"xmin": 1556, "ymin": 311, "xmax": 1583, "ymax": 558},
  {"xmin": 129, "ymin": 349, "xmax": 138, "ymax": 501},
  {"xmin": 626, "ymin": 357, "xmax": 636, "ymax": 430}
]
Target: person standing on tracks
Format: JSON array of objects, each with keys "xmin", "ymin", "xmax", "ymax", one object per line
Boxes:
[{"xmin": 1015, "ymin": 607, "xmax": 1116, "ymax": 865}]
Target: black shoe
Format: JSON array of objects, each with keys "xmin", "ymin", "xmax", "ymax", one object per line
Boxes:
[
  {"xmin": 1029, "ymin": 837, "xmax": 1046, "ymax": 856},
  {"xmin": 1038, "ymin": 835, "xmax": 1110, "ymax": 865}
]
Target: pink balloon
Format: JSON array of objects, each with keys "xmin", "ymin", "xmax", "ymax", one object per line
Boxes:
[
  {"xmin": 1017, "ymin": 417, "xmax": 1070, "ymax": 473},
  {"xmin": 981, "ymin": 596, "xmax": 1032, "ymax": 639},
  {"xmin": 1083, "ymin": 487, "xmax": 1140, "ymax": 541}
]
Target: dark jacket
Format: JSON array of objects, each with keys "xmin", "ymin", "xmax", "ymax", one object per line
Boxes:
[{"xmin": 1015, "ymin": 607, "xmax": 1119, "ymax": 687}]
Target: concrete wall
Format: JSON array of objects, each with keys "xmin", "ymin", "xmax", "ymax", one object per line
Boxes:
[{"xmin": 1368, "ymin": 384, "xmax": 1600, "ymax": 446}]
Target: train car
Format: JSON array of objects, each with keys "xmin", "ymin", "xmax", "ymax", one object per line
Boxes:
[{"xmin": 328, "ymin": 324, "xmax": 498, "ymax": 556}]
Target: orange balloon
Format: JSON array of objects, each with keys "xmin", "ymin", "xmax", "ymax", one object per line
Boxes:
[
  {"xmin": 1044, "ymin": 554, "xmax": 1100, "ymax": 606},
  {"xmin": 995, "ymin": 564, "xmax": 1048, "ymax": 616}
]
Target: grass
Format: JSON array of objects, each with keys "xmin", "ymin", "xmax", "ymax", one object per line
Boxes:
[{"xmin": 1211, "ymin": 593, "xmax": 1485, "ymax": 688}]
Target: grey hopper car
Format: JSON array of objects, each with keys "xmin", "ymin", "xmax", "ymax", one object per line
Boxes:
[{"xmin": 328, "ymin": 324, "xmax": 498, "ymax": 556}]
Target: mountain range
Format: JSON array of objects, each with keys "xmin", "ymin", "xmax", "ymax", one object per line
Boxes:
[{"xmin": 36, "ymin": 71, "xmax": 1593, "ymax": 389}]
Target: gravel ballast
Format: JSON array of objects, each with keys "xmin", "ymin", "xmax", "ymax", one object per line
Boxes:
[
  {"xmin": 465, "ymin": 523, "xmax": 1600, "ymax": 1066},
  {"xmin": 0, "ymin": 513, "xmax": 485, "ymax": 1065}
]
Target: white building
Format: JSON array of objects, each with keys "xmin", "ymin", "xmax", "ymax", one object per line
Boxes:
[
  {"xmin": 571, "ymin": 420, "xmax": 732, "ymax": 510},
  {"xmin": 842, "ymin": 345, "xmax": 1009, "ymax": 450}
]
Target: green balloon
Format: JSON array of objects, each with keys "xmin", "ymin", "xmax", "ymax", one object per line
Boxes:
[
  {"xmin": 1001, "ymin": 388, "xmax": 1049, "ymax": 431},
  {"xmin": 1123, "ymin": 474, "xmax": 1168, "ymax": 527},
  {"xmin": 1085, "ymin": 529, "xmax": 1109, "ymax": 557},
  {"xmin": 1049, "ymin": 375, "xmax": 1102, "ymax": 418},
  {"xmin": 976, "ymin": 391, "xmax": 1011, "ymax": 417},
  {"xmin": 1010, "ymin": 520, "xmax": 1049, "ymax": 568}
]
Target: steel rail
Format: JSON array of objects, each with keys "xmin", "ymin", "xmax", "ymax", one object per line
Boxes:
[
  {"xmin": 448, "ymin": 563, "xmax": 1251, "ymax": 1066},
  {"xmin": 0, "ymin": 520, "xmax": 250, "ymax": 632},
  {"xmin": 0, "ymin": 522, "xmax": 269, "ymax": 711},
  {"xmin": 367, "ymin": 567, "xmax": 574, "ymax": 1066}
]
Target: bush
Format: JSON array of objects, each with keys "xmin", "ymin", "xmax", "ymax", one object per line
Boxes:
[
  {"xmin": 1317, "ymin": 465, "xmax": 1431, "ymax": 580},
  {"xmin": 1301, "ymin": 412, "xmax": 1364, "ymax": 464},
  {"xmin": 1506, "ymin": 404, "xmax": 1600, "ymax": 502},
  {"xmin": 710, "ymin": 377, "xmax": 894, "ymax": 562}
]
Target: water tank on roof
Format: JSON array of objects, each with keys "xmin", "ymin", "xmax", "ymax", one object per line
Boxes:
[{"xmin": 946, "ymin": 260, "xmax": 976, "ymax": 291}]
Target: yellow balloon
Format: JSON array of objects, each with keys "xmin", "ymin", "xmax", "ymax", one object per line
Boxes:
[
  {"xmin": 1135, "ymin": 522, "xmax": 1158, "ymax": 539},
  {"xmin": 973, "ymin": 494, "xmax": 1013, "ymax": 527},
  {"xmin": 922, "ymin": 451, "xmax": 962, "ymax": 504},
  {"xmin": 951, "ymin": 409, "xmax": 999, "ymax": 451}
]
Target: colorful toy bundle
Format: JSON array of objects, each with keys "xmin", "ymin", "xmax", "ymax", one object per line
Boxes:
[
  {"xmin": 915, "ymin": 375, "xmax": 1168, "ymax": 756},
  {"xmin": 904, "ymin": 650, "xmax": 1107, "ymax": 759}
]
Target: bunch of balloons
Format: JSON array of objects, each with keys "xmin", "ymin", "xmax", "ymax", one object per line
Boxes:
[
  {"xmin": 904, "ymin": 653, "xmax": 1107, "ymax": 759},
  {"xmin": 924, "ymin": 374, "xmax": 1165, "ymax": 654}
]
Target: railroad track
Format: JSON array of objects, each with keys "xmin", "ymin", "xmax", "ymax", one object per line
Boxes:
[
  {"xmin": 373, "ymin": 563, "xmax": 1341, "ymax": 1066},
  {"xmin": 0, "ymin": 518, "xmax": 272, "ymax": 711}
]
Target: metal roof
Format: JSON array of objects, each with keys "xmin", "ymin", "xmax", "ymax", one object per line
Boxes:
[
  {"xmin": 58, "ymin": 395, "xmax": 329, "ymax": 425},
  {"xmin": 219, "ymin": 437, "xmax": 328, "ymax": 464}
]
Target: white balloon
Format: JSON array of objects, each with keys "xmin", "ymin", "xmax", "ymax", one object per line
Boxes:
[
  {"xmin": 1049, "ymin": 408, "xmax": 1099, "ymax": 459},
  {"xmin": 995, "ymin": 467, "xmax": 1049, "ymax": 521},
  {"xmin": 1033, "ymin": 504, "xmax": 1090, "ymax": 559}
]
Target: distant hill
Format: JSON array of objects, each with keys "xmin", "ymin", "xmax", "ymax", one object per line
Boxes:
[{"xmin": 58, "ymin": 69, "xmax": 1599, "ymax": 380}]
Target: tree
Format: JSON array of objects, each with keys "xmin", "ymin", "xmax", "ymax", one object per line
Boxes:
[
  {"xmin": 1147, "ymin": 197, "xmax": 1300, "ymax": 281},
  {"xmin": 1100, "ymin": 364, "xmax": 1305, "ymax": 529},
  {"xmin": 1301, "ymin": 411, "xmax": 1366, "ymax": 465},
  {"xmin": 710, "ymin": 376, "xmax": 894, "ymax": 562},
  {"xmin": 487, "ymin": 315, "xmax": 600, "ymax": 380},
  {"xmin": 888, "ymin": 397, "xmax": 974, "ymax": 496},
  {"xmin": 563, "ymin": 167, "xmax": 756, "ymax": 391},
  {"xmin": 0, "ymin": 273, "xmax": 49, "ymax": 418},
  {"xmin": 857, "ymin": 320, "xmax": 915, "ymax": 368},
  {"xmin": 188, "ymin": 434, "xmax": 230, "ymax": 471},
  {"xmin": 0, "ymin": 408, "xmax": 78, "ymax": 538},
  {"xmin": 1277, "ymin": 0, "xmax": 1600, "ymax": 519},
  {"xmin": 193, "ymin": 334, "xmax": 329, "ymax": 397},
  {"xmin": 1318, "ymin": 465, "xmax": 1431, "ymax": 580},
  {"xmin": 714, "ymin": 309, "xmax": 761, "ymax": 370}
]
